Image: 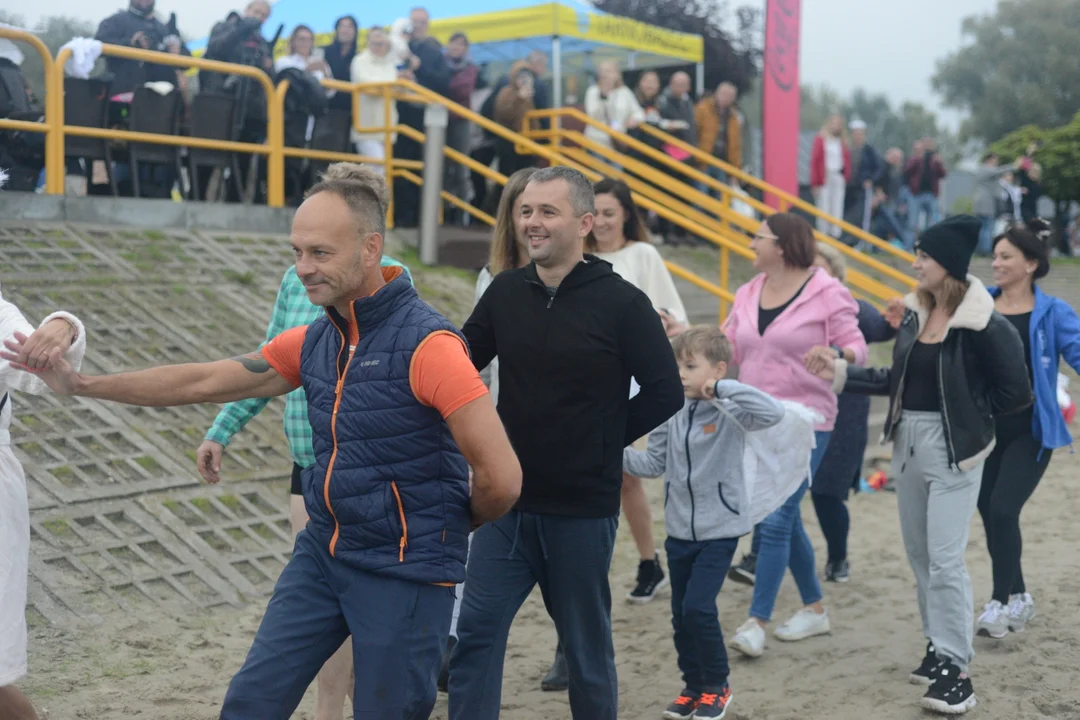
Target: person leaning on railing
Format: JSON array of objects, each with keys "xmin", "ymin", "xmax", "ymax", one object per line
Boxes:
[{"xmin": 94, "ymin": 0, "xmax": 191, "ymax": 96}]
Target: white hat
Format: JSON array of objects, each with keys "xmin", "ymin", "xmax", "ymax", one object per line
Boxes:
[{"xmin": 849, "ymin": 119, "xmax": 867, "ymax": 131}]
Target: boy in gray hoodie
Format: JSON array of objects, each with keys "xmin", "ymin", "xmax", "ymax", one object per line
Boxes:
[{"xmin": 624, "ymin": 327, "xmax": 783, "ymax": 720}]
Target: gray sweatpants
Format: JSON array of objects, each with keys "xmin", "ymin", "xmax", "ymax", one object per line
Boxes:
[{"xmin": 894, "ymin": 411, "xmax": 983, "ymax": 672}]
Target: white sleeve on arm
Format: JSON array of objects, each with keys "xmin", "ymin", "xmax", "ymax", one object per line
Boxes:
[{"xmin": 0, "ymin": 295, "xmax": 87, "ymax": 395}]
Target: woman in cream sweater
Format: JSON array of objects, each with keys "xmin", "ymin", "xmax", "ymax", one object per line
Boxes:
[
  {"xmin": 583, "ymin": 60, "xmax": 644, "ymax": 151},
  {"xmin": 350, "ymin": 26, "xmax": 400, "ymax": 167}
]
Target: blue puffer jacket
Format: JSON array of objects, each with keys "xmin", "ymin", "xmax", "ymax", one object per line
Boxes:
[
  {"xmin": 299, "ymin": 272, "xmax": 472, "ymax": 584},
  {"xmin": 988, "ymin": 284, "xmax": 1080, "ymax": 451}
]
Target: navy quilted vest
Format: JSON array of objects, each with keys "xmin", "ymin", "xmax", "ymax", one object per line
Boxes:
[{"xmin": 299, "ymin": 272, "xmax": 472, "ymax": 584}]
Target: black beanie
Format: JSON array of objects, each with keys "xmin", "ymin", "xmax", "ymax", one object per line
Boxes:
[{"xmin": 916, "ymin": 214, "xmax": 981, "ymax": 280}]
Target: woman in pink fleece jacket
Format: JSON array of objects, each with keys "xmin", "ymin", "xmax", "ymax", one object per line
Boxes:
[{"xmin": 721, "ymin": 213, "xmax": 867, "ymax": 659}]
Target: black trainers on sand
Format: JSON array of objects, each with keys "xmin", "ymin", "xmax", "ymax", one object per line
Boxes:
[
  {"xmin": 691, "ymin": 686, "xmax": 732, "ymax": 719},
  {"xmin": 825, "ymin": 559, "xmax": 850, "ymax": 583},
  {"xmin": 627, "ymin": 554, "xmax": 668, "ymax": 604},
  {"xmin": 661, "ymin": 690, "xmax": 699, "ymax": 720},
  {"xmin": 727, "ymin": 553, "xmax": 756, "ymax": 586},
  {"xmin": 540, "ymin": 644, "xmax": 568, "ymax": 691},
  {"xmin": 921, "ymin": 661, "xmax": 977, "ymax": 715},
  {"xmin": 909, "ymin": 641, "xmax": 944, "ymax": 685}
]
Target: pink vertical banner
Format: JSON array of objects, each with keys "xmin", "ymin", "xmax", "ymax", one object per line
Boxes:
[{"xmin": 762, "ymin": 0, "xmax": 801, "ymax": 208}]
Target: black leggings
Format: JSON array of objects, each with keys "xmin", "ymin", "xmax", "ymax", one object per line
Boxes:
[
  {"xmin": 811, "ymin": 492, "xmax": 849, "ymax": 564},
  {"xmin": 978, "ymin": 414, "xmax": 1052, "ymax": 604}
]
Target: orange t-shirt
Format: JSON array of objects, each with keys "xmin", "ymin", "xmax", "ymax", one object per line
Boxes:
[{"xmin": 263, "ymin": 324, "xmax": 488, "ymax": 419}]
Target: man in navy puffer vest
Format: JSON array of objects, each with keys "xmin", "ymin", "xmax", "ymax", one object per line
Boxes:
[{"xmin": 16, "ymin": 163, "xmax": 522, "ymax": 719}]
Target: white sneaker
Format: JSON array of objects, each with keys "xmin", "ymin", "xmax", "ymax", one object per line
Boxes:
[
  {"xmin": 774, "ymin": 607, "xmax": 831, "ymax": 642},
  {"xmin": 1006, "ymin": 593, "xmax": 1036, "ymax": 632},
  {"xmin": 975, "ymin": 600, "xmax": 1009, "ymax": 639},
  {"xmin": 730, "ymin": 618, "xmax": 766, "ymax": 658}
]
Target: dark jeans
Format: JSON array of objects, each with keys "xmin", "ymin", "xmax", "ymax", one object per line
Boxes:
[
  {"xmin": 811, "ymin": 493, "xmax": 849, "ymax": 563},
  {"xmin": 666, "ymin": 536, "xmax": 738, "ymax": 692},
  {"xmin": 978, "ymin": 412, "xmax": 1052, "ymax": 604},
  {"xmin": 449, "ymin": 510, "xmax": 619, "ymax": 720},
  {"xmin": 220, "ymin": 529, "xmax": 454, "ymax": 719}
]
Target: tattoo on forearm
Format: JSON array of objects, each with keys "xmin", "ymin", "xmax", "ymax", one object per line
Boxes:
[{"xmin": 231, "ymin": 352, "xmax": 272, "ymax": 374}]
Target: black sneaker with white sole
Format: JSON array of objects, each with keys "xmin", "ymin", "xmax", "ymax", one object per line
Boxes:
[
  {"xmin": 825, "ymin": 559, "xmax": 850, "ymax": 583},
  {"xmin": 627, "ymin": 555, "xmax": 667, "ymax": 604},
  {"xmin": 727, "ymin": 553, "xmax": 756, "ymax": 586},
  {"xmin": 909, "ymin": 641, "xmax": 944, "ymax": 685},
  {"xmin": 921, "ymin": 661, "xmax": 977, "ymax": 715}
]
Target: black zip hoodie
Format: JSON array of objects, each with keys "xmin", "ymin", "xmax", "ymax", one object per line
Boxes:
[{"xmin": 463, "ymin": 255, "xmax": 684, "ymax": 517}]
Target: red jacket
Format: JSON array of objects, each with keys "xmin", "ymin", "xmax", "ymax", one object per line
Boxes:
[
  {"xmin": 810, "ymin": 134, "xmax": 851, "ymax": 188},
  {"xmin": 903, "ymin": 152, "xmax": 947, "ymax": 196}
]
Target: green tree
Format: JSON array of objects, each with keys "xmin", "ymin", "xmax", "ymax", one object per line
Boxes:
[
  {"xmin": 932, "ymin": 0, "xmax": 1080, "ymax": 142},
  {"xmin": 0, "ymin": 13, "xmax": 97, "ymax": 101}
]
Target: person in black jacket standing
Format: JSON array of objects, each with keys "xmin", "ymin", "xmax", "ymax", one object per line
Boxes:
[
  {"xmin": 807, "ymin": 215, "xmax": 1031, "ymax": 716},
  {"xmin": 449, "ymin": 166, "xmax": 684, "ymax": 720},
  {"xmin": 392, "ymin": 7, "xmax": 452, "ymax": 227},
  {"xmin": 94, "ymin": 0, "xmax": 191, "ymax": 96}
]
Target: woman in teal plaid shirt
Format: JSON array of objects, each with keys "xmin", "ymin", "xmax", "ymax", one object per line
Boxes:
[{"xmin": 197, "ymin": 254, "xmax": 410, "ymax": 720}]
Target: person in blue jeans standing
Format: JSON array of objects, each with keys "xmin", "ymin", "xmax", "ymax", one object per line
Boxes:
[
  {"xmin": 624, "ymin": 326, "xmax": 785, "ymax": 720},
  {"xmin": 450, "ymin": 167, "xmax": 684, "ymax": 720},
  {"xmin": 904, "ymin": 138, "xmax": 947, "ymax": 235}
]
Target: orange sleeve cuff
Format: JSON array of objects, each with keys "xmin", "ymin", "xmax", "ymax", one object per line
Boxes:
[{"xmin": 410, "ymin": 331, "xmax": 490, "ymax": 419}]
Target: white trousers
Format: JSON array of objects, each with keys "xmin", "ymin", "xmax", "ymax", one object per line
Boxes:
[
  {"xmin": 0, "ymin": 445, "xmax": 29, "ymax": 686},
  {"xmin": 815, "ymin": 172, "xmax": 846, "ymax": 238}
]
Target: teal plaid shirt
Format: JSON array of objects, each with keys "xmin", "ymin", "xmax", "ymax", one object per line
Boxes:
[{"xmin": 204, "ymin": 256, "xmax": 413, "ymax": 468}]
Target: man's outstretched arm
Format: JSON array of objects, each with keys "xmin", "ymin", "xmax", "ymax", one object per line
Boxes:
[{"xmin": 2, "ymin": 340, "xmax": 296, "ymax": 406}]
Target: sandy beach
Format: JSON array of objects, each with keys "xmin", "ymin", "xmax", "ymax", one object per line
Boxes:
[{"xmin": 21, "ymin": 443, "xmax": 1080, "ymax": 720}]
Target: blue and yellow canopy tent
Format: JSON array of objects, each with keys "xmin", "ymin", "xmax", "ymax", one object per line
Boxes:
[{"xmin": 191, "ymin": 0, "xmax": 705, "ymax": 104}]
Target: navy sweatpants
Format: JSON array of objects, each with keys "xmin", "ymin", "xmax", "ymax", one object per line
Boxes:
[
  {"xmin": 448, "ymin": 510, "xmax": 619, "ymax": 720},
  {"xmin": 220, "ymin": 528, "xmax": 455, "ymax": 719},
  {"xmin": 666, "ymin": 536, "xmax": 739, "ymax": 692}
]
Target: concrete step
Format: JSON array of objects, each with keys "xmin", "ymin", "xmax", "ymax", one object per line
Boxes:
[{"xmin": 388, "ymin": 226, "xmax": 491, "ymax": 271}]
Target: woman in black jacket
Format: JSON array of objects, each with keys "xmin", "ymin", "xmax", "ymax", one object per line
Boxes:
[
  {"xmin": 808, "ymin": 215, "xmax": 1031, "ymax": 717},
  {"xmin": 809, "ymin": 243, "xmax": 900, "ymax": 584}
]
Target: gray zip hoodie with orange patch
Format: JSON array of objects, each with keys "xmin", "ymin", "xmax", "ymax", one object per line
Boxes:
[{"xmin": 623, "ymin": 379, "xmax": 784, "ymax": 543}]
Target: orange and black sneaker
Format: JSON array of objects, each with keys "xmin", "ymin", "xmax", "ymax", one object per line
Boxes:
[
  {"xmin": 691, "ymin": 685, "xmax": 732, "ymax": 719},
  {"xmin": 662, "ymin": 689, "xmax": 700, "ymax": 720}
]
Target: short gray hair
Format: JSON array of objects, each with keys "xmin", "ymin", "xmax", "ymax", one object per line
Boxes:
[
  {"xmin": 306, "ymin": 162, "xmax": 388, "ymax": 237},
  {"xmin": 528, "ymin": 166, "xmax": 595, "ymax": 216}
]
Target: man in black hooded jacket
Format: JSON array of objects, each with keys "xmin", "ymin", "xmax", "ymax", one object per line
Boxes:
[
  {"xmin": 94, "ymin": 0, "xmax": 190, "ymax": 95},
  {"xmin": 449, "ymin": 167, "xmax": 683, "ymax": 720}
]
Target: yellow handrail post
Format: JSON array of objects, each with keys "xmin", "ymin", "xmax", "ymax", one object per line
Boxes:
[
  {"xmin": 267, "ymin": 81, "xmax": 286, "ymax": 207},
  {"xmin": 53, "ymin": 48, "xmax": 73, "ymax": 196},
  {"xmin": 383, "ymin": 85, "xmax": 395, "ymax": 228},
  {"xmin": 719, "ymin": 189, "xmax": 732, "ymax": 323},
  {"xmin": 720, "ymin": 247, "xmax": 730, "ymax": 325}
]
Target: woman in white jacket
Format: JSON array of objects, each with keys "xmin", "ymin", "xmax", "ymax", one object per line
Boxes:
[
  {"xmin": 350, "ymin": 26, "xmax": 401, "ymax": 169},
  {"xmin": 0, "ymin": 282, "xmax": 85, "ymax": 720},
  {"xmin": 584, "ymin": 60, "xmax": 644, "ymax": 152}
]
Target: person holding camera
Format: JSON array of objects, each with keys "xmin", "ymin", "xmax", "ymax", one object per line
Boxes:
[{"xmin": 94, "ymin": 0, "xmax": 190, "ymax": 96}]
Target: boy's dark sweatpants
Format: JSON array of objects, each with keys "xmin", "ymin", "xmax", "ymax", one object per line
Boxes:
[{"xmin": 666, "ymin": 535, "xmax": 739, "ymax": 691}]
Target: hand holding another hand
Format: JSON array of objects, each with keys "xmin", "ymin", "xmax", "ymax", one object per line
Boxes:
[{"xmin": 803, "ymin": 345, "xmax": 837, "ymax": 381}]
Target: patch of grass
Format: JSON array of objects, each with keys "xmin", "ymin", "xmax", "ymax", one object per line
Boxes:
[
  {"xmin": 143, "ymin": 230, "xmax": 166, "ymax": 241},
  {"xmin": 52, "ymin": 465, "xmax": 74, "ymax": 478},
  {"xmin": 42, "ymin": 518, "xmax": 75, "ymax": 538},
  {"xmin": 171, "ymin": 284, "xmax": 187, "ymax": 293},
  {"xmin": 134, "ymin": 455, "xmax": 162, "ymax": 472},
  {"xmin": 162, "ymin": 500, "xmax": 182, "ymax": 513},
  {"xmin": 218, "ymin": 495, "xmax": 241, "ymax": 510},
  {"xmin": 190, "ymin": 497, "xmax": 212, "ymax": 511},
  {"xmin": 222, "ymin": 270, "xmax": 257, "ymax": 286}
]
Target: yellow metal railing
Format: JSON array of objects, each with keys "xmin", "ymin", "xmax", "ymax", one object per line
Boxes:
[
  {"xmin": 5, "ymin": 34, "xmax": 736, "ymax": 316},
  {"xmin": 523, "ymin": 109, "xmax": 911, "ymax": 308},
  {"xmin": 528, "ymin": 107, "xmax": 914, "ymax": 262}
]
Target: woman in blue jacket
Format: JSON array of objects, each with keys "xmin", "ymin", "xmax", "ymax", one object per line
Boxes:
[{"xmin": 977, "ymin": 220, "xmax": 1080, "ymax": 639}]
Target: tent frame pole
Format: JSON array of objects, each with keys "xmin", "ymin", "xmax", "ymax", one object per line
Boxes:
[
  {"xmin": 695, "ymin": 62, "xmax": 705, "ymax": 98},
  {"xmin": 552, "ymin": 35, "xmax": 563, "ymax": 108}
]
